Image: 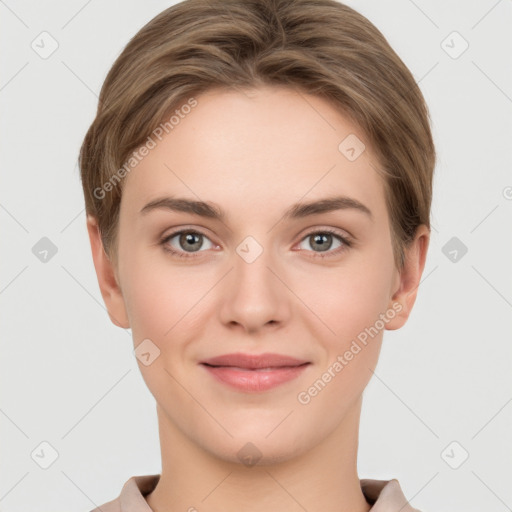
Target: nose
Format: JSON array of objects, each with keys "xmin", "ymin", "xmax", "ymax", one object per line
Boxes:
[{"xmin": 218, "ymin": 243, "xmax": 291, "ymax": 334}]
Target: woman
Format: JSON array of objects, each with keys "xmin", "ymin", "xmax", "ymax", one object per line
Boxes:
[{"xmin": 80, "ymin": 0, "xmax": 435, "ymax": 510}]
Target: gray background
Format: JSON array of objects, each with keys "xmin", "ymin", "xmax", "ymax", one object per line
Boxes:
[{"xmin": 1, "ymin": 0, "xmax": 511, "ymax": 510}]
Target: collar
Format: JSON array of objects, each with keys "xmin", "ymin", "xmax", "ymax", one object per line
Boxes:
[{"xmin": 95, "ymin": 474, "xmax": 421, "ymax": 512}]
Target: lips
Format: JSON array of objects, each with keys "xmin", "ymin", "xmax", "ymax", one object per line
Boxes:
[
  {"xmin": 200, "ymin": 352, "xmax": 309, "ymax": 370},
  {"xmin": 200, "ymin": 353, "xmax": 311, "ymax": 392}
]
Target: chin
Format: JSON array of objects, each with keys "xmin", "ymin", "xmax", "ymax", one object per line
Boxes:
[
  {"xmin": 194, "ymin": 424, "xmax": 310, "ymax": 468},
  {"xmin": 212, "ymin": 437, "xmax": 307, "ymax": 467}
]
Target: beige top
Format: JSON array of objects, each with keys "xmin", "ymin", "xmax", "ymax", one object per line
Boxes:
[{"xmin": 90, "ymin": 474, "xmax": 422, "ymax": 511}]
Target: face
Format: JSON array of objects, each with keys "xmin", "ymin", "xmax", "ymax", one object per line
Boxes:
[{"xmin": 89, "ymin": 85, "xmax": 428, "ymax": 465}]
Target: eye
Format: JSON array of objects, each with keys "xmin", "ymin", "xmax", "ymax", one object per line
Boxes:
[
  {"xmin": 297, "ymin": 229, "xmax": 351, "ymax": 258},
  {"xmin": 159, "ymin": 227, "xmax": 352, "ymax": 260},
  {"xmin": 160, "ymin": 229, "xmax": 215, "ymax": 258}
]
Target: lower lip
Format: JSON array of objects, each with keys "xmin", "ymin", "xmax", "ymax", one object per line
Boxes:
[{"xmin": 201, "ymin": 364, "xmax": 310, "ymax": 392}]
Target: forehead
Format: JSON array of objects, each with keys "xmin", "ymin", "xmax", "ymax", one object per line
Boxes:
[{"xmin": 120, "ymin": 86, "xmax": 387, "ymax": 224}]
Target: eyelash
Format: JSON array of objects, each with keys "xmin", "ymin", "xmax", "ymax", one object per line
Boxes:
[{"xmin": 159, "ymin": 227, "xmax": 352, "ymax": 260}]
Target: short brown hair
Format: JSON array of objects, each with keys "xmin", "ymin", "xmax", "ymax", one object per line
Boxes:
[{"xmin": 79, "ymin": 0, "xmax": 436, "ymax": 270}]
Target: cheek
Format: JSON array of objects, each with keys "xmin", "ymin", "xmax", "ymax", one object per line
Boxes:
[
  {"xmin": 122, "ymin": 271, "xmax": 167, "ymax": 339},
  {"xmin": 295, "ymin": 250, "xmax": 393, "ymax": 397},
  {"xmin": 295, "ymin": 267, "xmax": 390, "ymax": 419},
  {"xmin": 120, "ymin": 246, "xmax": 214, "ymax": 343},
  {"xmin": 303, "ymin": 259, "xmax": 393, "ymax": 343},
  {"xmin": 118, "ymin": 243, "xmax": 175, "ymax": 339}
]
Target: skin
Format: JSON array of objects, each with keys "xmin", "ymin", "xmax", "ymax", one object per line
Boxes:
[{"xmin": 87, "ymin": 85, "xmax": 429, "ymax": 512}]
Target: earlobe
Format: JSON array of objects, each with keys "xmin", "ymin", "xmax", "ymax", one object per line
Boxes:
[
  {"xmin": 385, "ymin": 225, "xmax": 430, "ymax": 331},
  {"xmin": 86, "ymin": 214, "xmax": 130, "ymax": 329}
]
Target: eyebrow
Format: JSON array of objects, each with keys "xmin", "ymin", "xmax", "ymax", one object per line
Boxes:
[{"xmin": 139, "ymin": 195, "xmax": 373, "ymax": 221}]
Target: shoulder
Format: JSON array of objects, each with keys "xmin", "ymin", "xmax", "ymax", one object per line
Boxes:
[
  {"xmin": 88, "ymin": 474, "xmax": 160, "ymax": 512},
  {"xmin": 360, "ymin": 478, "xmax": 423, "ymax": 512},
  {"xmin": 89, "ymin": 496, "xmax": 121, "ymax": 512}
]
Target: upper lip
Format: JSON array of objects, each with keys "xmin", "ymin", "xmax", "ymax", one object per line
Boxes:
[{"xmin": 200, "ymin": 353, "xmax": 310, "ymax": 369}]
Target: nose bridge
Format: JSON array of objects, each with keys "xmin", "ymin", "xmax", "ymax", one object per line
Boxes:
[
  {"xmin": 219, "ymin": 232, "xmax": 289, "ymax": 330},
  {"xmin": 233, "ymin": 233, "xmax": 279, "ymax": 295}
]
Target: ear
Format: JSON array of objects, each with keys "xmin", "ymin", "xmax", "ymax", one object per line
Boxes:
[
  {"xmin": 86, "ymin": 214, "xmax": 130, "ymax": 329},
  {"xmin": 385, "ymin": 224, "xmax": 430, "ymax": 330}
]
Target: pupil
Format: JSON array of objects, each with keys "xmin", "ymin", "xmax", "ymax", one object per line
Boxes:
[
  {"xmin": 181, "ymin": 232, "xmax": 201, "ymax": 252},
  {"xmin": 312, "ymin": 233, "xmax": 331, "ymax": 252}
]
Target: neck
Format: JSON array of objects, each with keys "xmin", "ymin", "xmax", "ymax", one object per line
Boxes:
[{"xmin": 146, "ymin": 396, "xmax": 371, "ymax": 512}]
